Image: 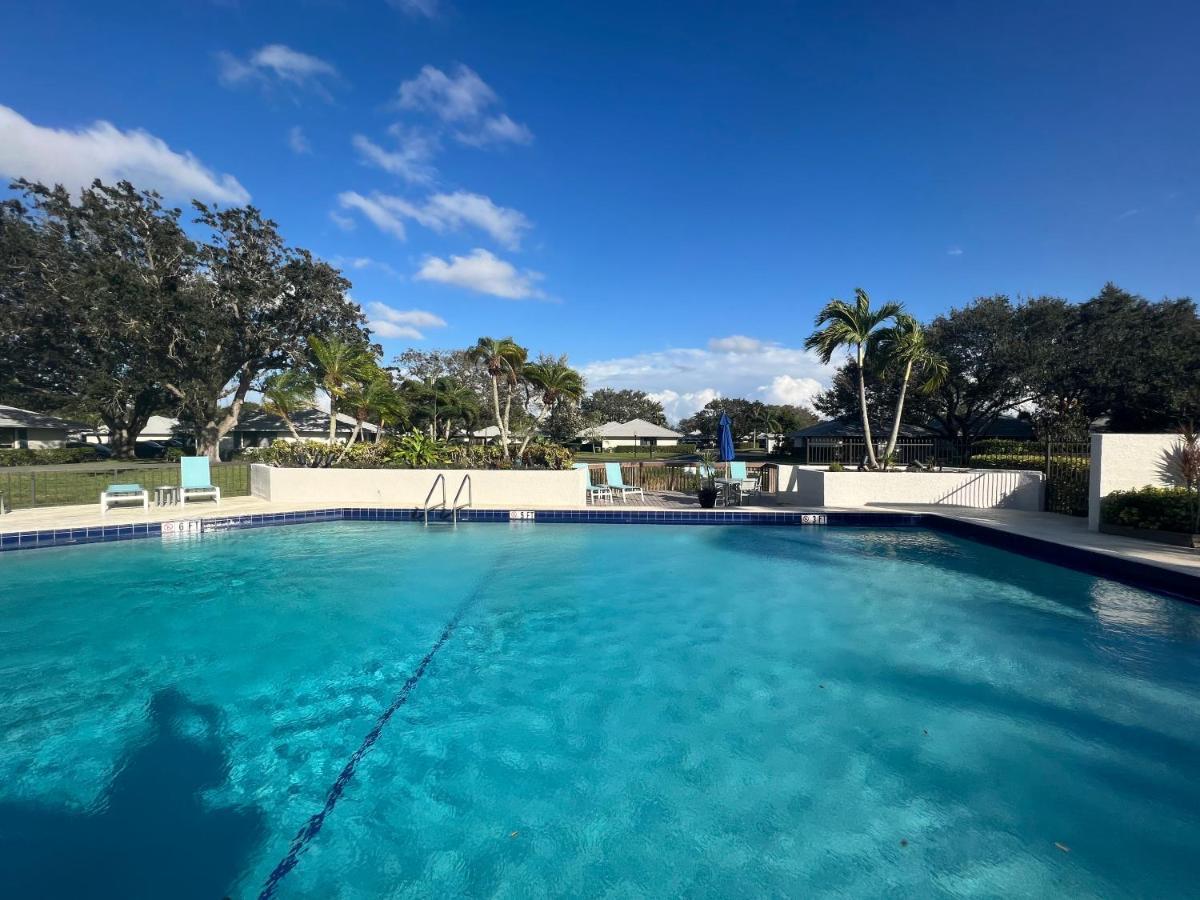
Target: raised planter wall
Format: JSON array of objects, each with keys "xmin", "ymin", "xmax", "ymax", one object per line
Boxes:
[
  {"xmin": 771, "ymin": 465, "xmax": 1044, "ymax": 510},
  {"xmin": 1088, "ymin": 433, "xmax": 1183, "ymax": 532},
  {"xmin": 250, "ymin": 464, "xmax": 587, "ymax": 509}
]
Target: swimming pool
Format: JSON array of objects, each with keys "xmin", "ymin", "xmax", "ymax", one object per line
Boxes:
[{"xmin": 1, "ymin": 522, "xmax": 1197, "ymax": 897}]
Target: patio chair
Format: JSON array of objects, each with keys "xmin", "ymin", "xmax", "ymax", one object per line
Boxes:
[
  {"xmin": 728, "ymin": 461, "xmax": 761, "ymax": 505},
  {"xmin": 573, "ymin": 463, "xmax": 613, "ymax": 504},
  {"xmin": 179, "ymin": 456, "xmax": 221, "ymax": 507},
  {"xmin": 101, "ymin": 483, "xmax": 148, "ymax": 515},
  {"xmin": 604, "ymin": 463, "xmax": 645, "ymax": 503}
]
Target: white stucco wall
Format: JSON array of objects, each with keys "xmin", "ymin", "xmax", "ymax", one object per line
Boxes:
[
  {"xmin": 23, "ymin": 428, "xmax": 69, "ymax": 449},
  {"xmin": 770, "ymin": 465, "xmax": 1044, "ymax": 510},
  {"xmin": 251, "ymin": 464, "xmax": 587, "ymax": 509},
  {"xmin": 1087, "ymin": 433, "xmax": 1182, "ymax": 531}
]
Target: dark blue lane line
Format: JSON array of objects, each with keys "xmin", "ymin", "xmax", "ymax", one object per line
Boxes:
[{"xmin": 257, "ymin": 589, "xmax": 482, "ymax": 899}]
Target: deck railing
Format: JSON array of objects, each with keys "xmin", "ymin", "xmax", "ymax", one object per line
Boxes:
[{"xmin": 0, "ymin": 462, "xmax": 252, "ymax": 510}]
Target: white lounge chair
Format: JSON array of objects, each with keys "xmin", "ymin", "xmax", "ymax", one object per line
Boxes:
[
  {"xmin": 180, "ymin": 456, "xmax": 221, "ymax": 506},
  {"xmin": 101, "ymin": 483, "xmax": 148, "ymax": 515},
  {"xmin": 604, "ymin": 463, "xmax": 645, "ymax": 503},
  {"xmin": 574, "ymin": 463, "xmax": 613, "ymax": 504}
]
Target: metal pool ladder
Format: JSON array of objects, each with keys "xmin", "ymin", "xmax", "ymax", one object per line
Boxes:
[
  {"xmin": 451, "ymin": 473, "xmax": 472, "ymax": 523},
  {"xmin": 422, "ymin": 473, "xmax": 446, "ymax": 525}
]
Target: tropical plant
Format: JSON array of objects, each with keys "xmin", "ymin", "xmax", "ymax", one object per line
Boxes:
[
  {"xmin": 805, "ymin": 288, "xmax": 902, "ymax": 469},
  {"xmin": 1173, "ymin": 422, "xmax": 1200, "ymax": 534},
  {"xmin": 872, "ymin": 314, "xmax": 949, "ymax": 465},
  {"xmin": 466, "ymin": 336, "xmax": 527, "ymax": 458},
  {"xmin": 391, "ymin": 429, "xmax": 450, "ymax": 468},
  {"xmin": 341, "ymin": 366, "xmax": 407, "ymax": 447},
  {"xmin": 517, "ymin": 359, "xmax": 585, "ymax": 456},
  {"xmin": 261, "ymin": 369, "xmax": 316, "ymax": 440},
  {"xmin": 306, "ymin": 334, "xmax": 376, "ymax": 441},
  {"xmin": 520, "ymin": 441, "xmax": 575, "ymax": 470}
]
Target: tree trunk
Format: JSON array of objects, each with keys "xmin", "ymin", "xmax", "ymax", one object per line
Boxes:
[
  {"xmin": 882, "ymin": 361, "xmax": 914, "ymax": 467},
  {"xmin": 489, "ymin": 375, "xmax": 507, "ymax": 458},
  {"xmin": 102, "ymin": 407, "xmax": 153, "ymax": 460},
  {"xmin": 517, "ymin": 405, "xmax": 552, "ymax": 457},
  {"xmin": 856, "ymin": 345, "xmax": 879, "ymax": 469},
  {"xmin": 194, "ymin": 374, "xmax": 252, "ymax": 461},
  {"xmin": 328, "ymin": 400, "xmax": 338, "ymax": 443}
]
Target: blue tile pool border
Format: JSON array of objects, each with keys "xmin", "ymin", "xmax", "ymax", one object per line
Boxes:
[{"xmin": 2, "ymin": 507, "xmax": 1196, "ymax": 603}]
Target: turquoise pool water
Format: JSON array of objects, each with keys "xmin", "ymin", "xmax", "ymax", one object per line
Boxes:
[{"xmin": 1, "ymin": 523, "xmax": 1198, "ymax": 898}]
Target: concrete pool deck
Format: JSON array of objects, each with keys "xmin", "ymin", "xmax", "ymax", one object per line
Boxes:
[{"xmin": 1, "ymin": 495, "xmax": 1196, "ymax": 585}]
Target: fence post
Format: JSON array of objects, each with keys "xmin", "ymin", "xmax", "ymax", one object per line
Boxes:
[
  {"xmin": 1043, "ymin": 441, "xmax": 1052, "ymax": 512},
  {"xmin": 30, "ymin": 472, "xmax": 36, "ymax": 506}
]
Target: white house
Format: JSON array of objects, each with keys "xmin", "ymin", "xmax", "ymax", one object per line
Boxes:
[
  {"xmin": 576, "ymin": 418, "xmax": 683, "ymax": 451},
  {"xmin": 86, "ymin": 414, "xmax": 186, "ymax": 445},
  {"xmin": 0, "ymin": 405, "xmax": 86, "ymax": 449},
  {"xmin": 230, "ymin": 408, "xmax": 378, "ymax": 450}
]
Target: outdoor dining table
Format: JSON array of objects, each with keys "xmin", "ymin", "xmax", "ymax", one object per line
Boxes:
[{"xmin": 715, "ymin": 477, "xmax": 758, "ymax": 506}]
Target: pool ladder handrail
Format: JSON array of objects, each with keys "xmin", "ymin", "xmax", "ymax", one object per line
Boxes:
[
  {"xmin": 451, "ymin": 473, "xmax": 472, "ymax": 523},
  {"xmin": 422, "ymin": 473, "xmax": 446, "ymax": 525}
]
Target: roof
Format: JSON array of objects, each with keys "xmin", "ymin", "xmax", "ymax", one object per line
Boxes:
[
  {"xmin": 0, "ymin": 404, "xmax": 87, "ymax": 432},
  {"xmin": 94, "ymin": 415, "xmax": 182, "ymax": 437},
  {"xmin": 235, "ymin": 408, "xmax": 378, "ymax": 434},
  {"xmin": 577, "ymin": 418, "xmax": 682, "ymax": 439}
]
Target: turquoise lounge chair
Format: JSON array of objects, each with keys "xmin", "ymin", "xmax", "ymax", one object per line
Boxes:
[
  {"xmin": 101, "ymin": 483, "xmax": 148, "ymax": 515},
  {"xmin": 180, "ymin": 456, "xmax": 221, "ymax": 507},
  {"xmin": 573, "ymin": 463, "xmax": 613, "ymax": 504},
  {"xmin": 603, "ymin": 463, "xmax": 645, "ymax": 503}
]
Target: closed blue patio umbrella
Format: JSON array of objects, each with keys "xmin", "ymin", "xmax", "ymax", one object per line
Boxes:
[{"xmin": 717, "ymin": 412, "xmax": 736, "ymax": 462}]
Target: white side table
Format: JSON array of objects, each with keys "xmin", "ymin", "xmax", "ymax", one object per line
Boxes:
[{"xmin": 155, "ymin": 485, "xmax": 181, "ymax": 507}]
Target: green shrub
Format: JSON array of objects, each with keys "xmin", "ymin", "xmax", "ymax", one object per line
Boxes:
[
  {"xmin": 520, "ymin": 442, "xmax": 573, "ymax": 470},
  {"xmin": 0, "ymin": 447, "xmax": 102, "ymax": 466},
  {"xmin": 828, "ymin": 461, "xmax": 845, "ymax": 472},
  {"xmin": 972, "ymin": 438, "xmax": 1037, "ymax": 456},
  {"xmin": 164, "ymin": 447, "xmax": 184, "ymax": 463},
  {"xmin": 1102, "ymin": 486, "xmax": 1198, "ymax": 534}
]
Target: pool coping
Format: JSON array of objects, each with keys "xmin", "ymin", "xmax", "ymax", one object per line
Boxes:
[{"xmin": 2, "ymin": 506, "xmax": 1197, "ymax": 604}]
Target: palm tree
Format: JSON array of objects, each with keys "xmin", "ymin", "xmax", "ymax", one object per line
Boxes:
[
  {"xmin": 518, "ymin": 360, "xmax": 585, "ymax": 455},
  {"xmin": 872, "ymin": 314, "xmax": 949, "ymax": 466},
  {"xmin": 307, "ymin": 334, "xmax": 375, "ymax": 442},
  {"xmin": 466, "ymin": 336, "xmax": 527, "ymax": 458},
  {"xmin": 342, "ymin": 366, "xmax": 408, "ymax": 445},
  {"xmin": 805, "ymin": 288, "xmax": 902, "ymax": 469},
  {"xmin": 432, "ymin": 377, "xmax": 481, "ymax": 441},
  {"xmin": 261, "ymin": 369, "xmax": 316, "ymax": 440}
]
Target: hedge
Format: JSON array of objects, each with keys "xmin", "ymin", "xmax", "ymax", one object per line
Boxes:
[
  {"xmin": 1101, "ymin": 487, "xmax": 1198, "ymax": 534},
  {"xmin": 0, "ymin": 447, "xmax": 102, "ymax": 466}
]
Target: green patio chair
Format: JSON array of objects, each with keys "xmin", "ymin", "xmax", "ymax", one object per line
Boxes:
[
  {"xmin": 180, "ymin": 456, "xmax": 221, "ymax": 507},
  {"xmin": 603, "ymin": 463, "xmax": 645, "ymax": 503},
  {"xmin": 573, "ymin": 463, "xmax": 613, "ymax": 504}
]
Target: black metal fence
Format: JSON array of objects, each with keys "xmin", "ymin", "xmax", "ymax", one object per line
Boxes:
[{"xmin": 0, "ymin": 462, "xmax": 252, "ymax": 511}]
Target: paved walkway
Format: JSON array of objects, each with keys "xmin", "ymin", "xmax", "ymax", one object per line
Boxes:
[{"xmin": 2, "ymin": 495, "xmax": 1195, "ymax": 583}]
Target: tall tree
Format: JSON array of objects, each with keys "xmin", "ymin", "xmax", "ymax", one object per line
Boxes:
[
  {"xmin": 261, "ymin": 369, "xmax": 316, "ymax": 440},
  {"xmin": 805, "ymin": 288, "xmax": 902, "ymax": 468},
  {"xmin": 580, "ymin": 388, "xmax": 668, "ymax": 427},
  {"xmin": 872, "ymin": 315, "xmax": 948, "ymax": 462},
  {"xmin": 0, "ymin": 180, "xmax": 194, "ymax": 457},
  {"xmin": 167, "ymin": 204, "xmax": 370, "ymax": 459},
  {"xmin": 517, "ymin": 358, "xmax": 585, "ymax": 455},
  {"xmin": 466, "ymin": 336, "xmax": 527, "ymax": 458},
  {"xmin": 306, "ymin": 334, "xmax": 375, "ymax": 441}
]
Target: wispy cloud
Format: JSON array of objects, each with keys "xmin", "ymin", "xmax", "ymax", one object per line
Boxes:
[
  {"xmin": 581, "ymin": 336, "xmax": 835, "ymax": 421},
  {"xmin": 396, "ymin": 64, "xmax": 532, "ymax": 146},
  {"xmin": 332, "ymin": 255, "xmax": 401, "ymax": 278},
  {"xmin": 0, "ymin": 104, "xmax": 249, "ymax": 203},
  {"xmin": 336, "ymin": 191, "xmax": 407, "ymax": 239},
  {"xmin": 351, "ymin": 126, "xmax": 437, "ymax": 185},
  {"xmin": 1115, "ymin": 208, "xmax": 1140, "ymax": 221},
  {"xmin": 218, "ymin": 44, "xmax": 340, "ymax": 99},
  {"xmin": 415, "ymin": 248, "xmax": 545, "ymax": 299},
  {"xmin": 334, "ymin": 189, "xmax": 530, "ymax": 248},
  {"xmin": 386, "ymin": 0, "xmax": 440, "ymax": 18},
  {"xmin": 947, "ymin": 246, "xmax": 963, "ymax": 256},
  {"xmin": 287, "ymin": 125, "xmax": 311, "ymax": 155},
  {"xmin": 364, "ymin": 301, "xmax": 447, "ymax": 340}
]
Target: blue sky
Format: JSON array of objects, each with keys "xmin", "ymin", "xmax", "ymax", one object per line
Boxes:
[{"xmin": 2, "ymin": 1, "xmax": 1197, "ymax": 420}]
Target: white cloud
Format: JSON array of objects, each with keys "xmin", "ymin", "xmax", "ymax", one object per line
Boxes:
[
  {"xmin": 351, "ymin": 127, "xmax": 437, "ymax": 185},
  {"xmin": 364, "ymin": 301, "xmax": 447, "ymax": 340},
  {"xmin": 396, "ymin": 64, "xmax": 532, "ymax": 146},
  {"xmin": 218, "ymin": 44, "xmax": 339, "ymax": 98},
  {"xmin": 287, "ymin": 125, "xmax": 311, "ymax": 154},
  {"xmin": 947, "ymin": 246, "xmax": 963, "ymax": 256},
  {"xmin": 580, "ymin": 336, "xmax": 836, "ymax": 421},
  {"xmin": 415, "ymin": 248, "xmax": 544, "ymax": 299},
  {"xmin": 331, "ymin": 255, "xmax": 400, "ymax": 278},
  {"xmin": 330, "ymin": 211, "xmax": 356, "ymax": 230},
  {"xmin": 387, "ymin": 0, "xmax": 440, "ymax": 17},
  {"xmin": 0, "ymin": 104, "xmax": 249, "ymax": 203},
  {"xmin": 334, "ymin": 189, "xmax": 529, "ymax": 248},
  {"xmin": 1115, "ymin": 208, "xmax": 1140, "ymax": 221},
  {"xmin": 336, "ymin": 191, "xmax": 406, "ymax": 239}
]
